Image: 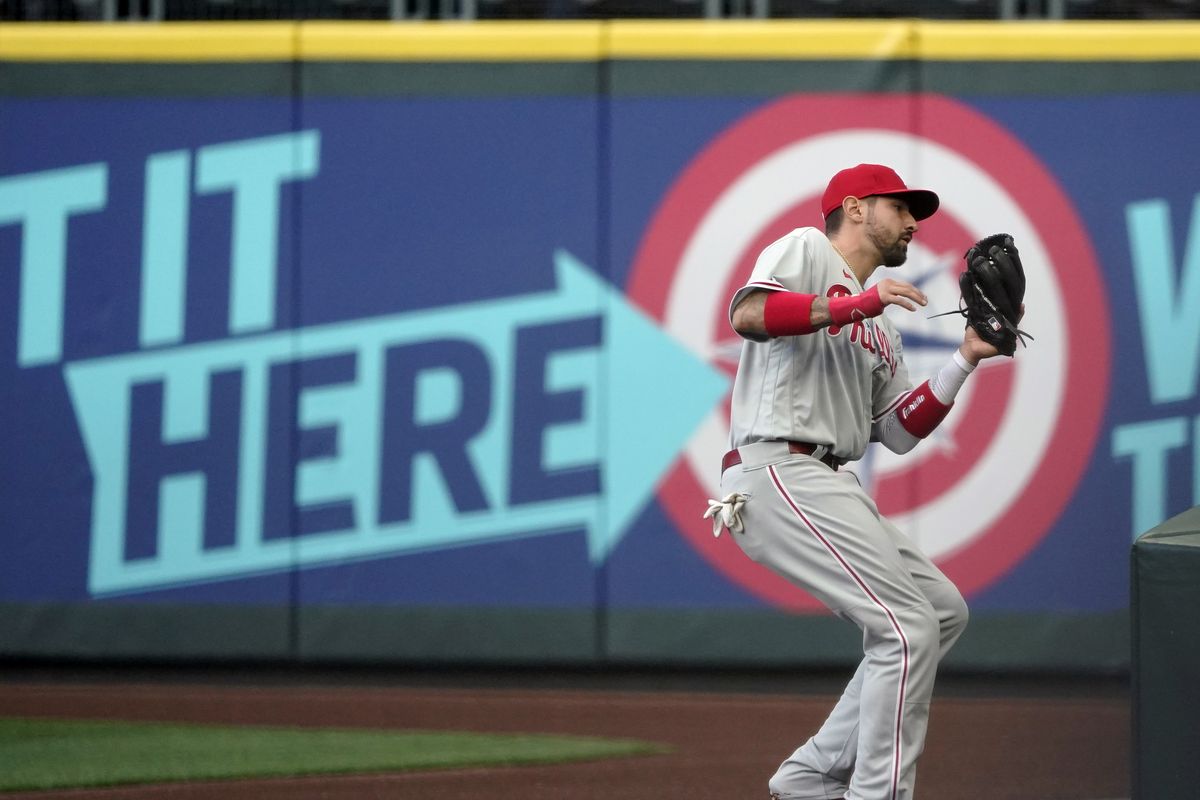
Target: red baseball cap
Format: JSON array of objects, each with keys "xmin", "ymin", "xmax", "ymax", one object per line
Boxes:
[{"xmin": 821, "ymin": 163, "xmax": 940, "ymax": 221}]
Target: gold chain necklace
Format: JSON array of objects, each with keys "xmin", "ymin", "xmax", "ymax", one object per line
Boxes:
[
  {"xmin": 829, "ymin": 242, "xmax": 859, "ymax": 282},
  {"xmin": 830, "ymin": 242, "xmax": 851, "ymax": 268}
]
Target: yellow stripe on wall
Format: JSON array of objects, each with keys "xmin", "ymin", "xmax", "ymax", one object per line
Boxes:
[
  {"xmin": 299, "ymin": 21, "xmax": 604, "ymax": 61},
  {"xmin": 1, "ymin": 20, "xmax": 1199, "ymax": 63},
  {"xmin": 0, "ymin": 22, "xmax": 296, "ymax": 61},
  {"xmin": 920, "ymin": 20, "xmax": 1200, "ymax": 61},
  {"xmin": 608, "ymin": 20, "xmax": 918, "ymax": 60}
]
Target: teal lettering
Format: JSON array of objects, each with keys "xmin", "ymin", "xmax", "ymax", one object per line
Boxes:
[
  {"xmin": 195, "ymin": 130, "xmax": 320, "ymax": 335},
  {"xmin": 140, "ymin": 150, "xmax": 191, "ymax": 348},
  {"xmin": 0, "ymin": 163, "xmax": 107, "ymax": 366},
  {"xmin": 1112, "ymin": 416, "xmax": 1189, "ymax": 539},
  {"xmin": 1126, "ymin": 196, "xmax": 1200, "ymax": 403},
  {"xmin": 62, "ymin": 251, "xmax": 728, "ymax": 595},
  {"xmin": 159, "ymin": 474, "xmax": 207, "ymax": 566}
]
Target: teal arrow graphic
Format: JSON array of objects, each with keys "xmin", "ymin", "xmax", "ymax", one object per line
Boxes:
[
  {"xmin": 551, "ymin": 249, "xmax": 730, "ymax": 562},
  {"xmin": 65, "ymin": 249, "xmax": 729, "ymax": 595}
]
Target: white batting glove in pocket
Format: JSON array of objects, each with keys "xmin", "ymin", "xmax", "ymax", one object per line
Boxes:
[{"xmin": 703, "ymin": 492, "xmax": 751, "ymax": 538}]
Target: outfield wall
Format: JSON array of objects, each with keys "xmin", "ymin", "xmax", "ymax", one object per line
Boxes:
[{"xmin": 2, "ymin": 21, "xmax": 1198, "ymax": 671}]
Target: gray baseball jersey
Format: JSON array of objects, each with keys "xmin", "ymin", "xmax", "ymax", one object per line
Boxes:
[{"xmin": 728, "ymin": 227, "xmax": 914, "ymax": 462}]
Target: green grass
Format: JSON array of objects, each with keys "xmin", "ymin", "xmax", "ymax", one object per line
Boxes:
[{"xmin": 0, "ymin": 717, "xmax": 667, "ymax": 792}]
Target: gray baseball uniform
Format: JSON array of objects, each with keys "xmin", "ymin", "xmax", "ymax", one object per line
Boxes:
[{"xmin": 721, "ymin": 227, "xmax": 968, "ymax": 800}]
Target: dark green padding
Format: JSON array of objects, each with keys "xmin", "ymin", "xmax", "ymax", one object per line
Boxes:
[{"xmin": 1131, "ymin": 504, "xmax": 1200, "ymax": 800}]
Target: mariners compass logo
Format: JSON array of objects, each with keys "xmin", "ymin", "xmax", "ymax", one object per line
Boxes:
[{"xmin": 627, "ymin": 94, "xmax": 1111, "ymax": 609}]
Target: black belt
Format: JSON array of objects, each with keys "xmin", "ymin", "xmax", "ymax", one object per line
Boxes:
[{"xmin": 722, "ymin": 441, "xmax": 842, "ymax": 472}]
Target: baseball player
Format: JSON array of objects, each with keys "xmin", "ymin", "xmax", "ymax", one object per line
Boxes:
[{"xmin": 706, "ymin": 164, "xmax": 1008, "ymax": 800}]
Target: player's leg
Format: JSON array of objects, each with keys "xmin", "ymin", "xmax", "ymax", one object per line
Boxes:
[
  {"xmin": 772, "ymin": 534, "xmax": 968, "ymax": 798},
  {"xmin": 770, "ymin": 659, "xmax": 864, "ymax": 798},
  {"xmin": 720, "ymin": 450, "xmax": 864, "ymax": 797},
  {"xmin": 877, "ymin": 513, "xmax": 969, "ymax": 657},
  {"xmin": 837, "ymin": 583, "xmax": 942, "ymax": 800},
  {"xmin": 872, "ymin": 514, "xmax": 969, "ymax": 799},
  {"xmin": 723, "ymin": 449, "xmax": 942, "ymax": 800}
]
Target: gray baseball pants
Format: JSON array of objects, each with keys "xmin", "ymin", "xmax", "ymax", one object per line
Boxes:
[{"xmin": 720, "ymin": 441, "xmax": 969, "ymax": 800}]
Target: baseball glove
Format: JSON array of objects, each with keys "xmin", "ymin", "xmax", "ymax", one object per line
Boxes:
[{"xmin": 937, "ymin": 233, "xmax": 1033, "ymax": 357}]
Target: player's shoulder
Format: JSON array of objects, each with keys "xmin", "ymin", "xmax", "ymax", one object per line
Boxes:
[
  {"xmin": 759, "ymin": 226, "xmax": 830, "ymax": 261},
  {"xmin": 750, "ymin": 227, "xmax": 838, "ymax": 289},
  {"xmin": 793, "ymin": 226, "xmax": 826, "ymax": 242},
  {"xmin": 772, "ymin": 226, "xmax": 826, "ymax": 246}
]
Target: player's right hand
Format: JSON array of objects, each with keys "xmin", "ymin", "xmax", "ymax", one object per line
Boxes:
[{"xmin": 875, "ymin": 278, "xmax": 928, "ymax": 312}]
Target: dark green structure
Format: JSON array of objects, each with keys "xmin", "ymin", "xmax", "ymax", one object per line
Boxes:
[{"xmin": 1131, "ymin": 505, "xmax": 1200, "ymax": 800}]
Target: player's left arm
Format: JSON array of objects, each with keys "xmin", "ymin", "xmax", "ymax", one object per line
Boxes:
[{"xmin": 872, "ymin": 325, "xmax": 1012, "ymax": 454}]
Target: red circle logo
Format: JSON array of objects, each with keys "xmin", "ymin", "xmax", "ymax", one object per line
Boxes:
[{"xmin": 627, "ymin": 94, "xmax": 1111, "ymax": 610}]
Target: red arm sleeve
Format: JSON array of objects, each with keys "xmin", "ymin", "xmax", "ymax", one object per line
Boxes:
[{"xmin": 895, "ymin": 380, "xmax": 952, "ymax": 439}]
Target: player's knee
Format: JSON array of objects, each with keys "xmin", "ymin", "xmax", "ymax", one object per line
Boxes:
[
  {"xmin": 943, "ymin": 588, "xmax": 969, "ymax": 639},
  {"xmin": 924, "ymin": 579, "xmax": 969, "ymax": 644},
  {"xmin": 899, "ymin": 604, "xmax": 942, "ymax": 658}
]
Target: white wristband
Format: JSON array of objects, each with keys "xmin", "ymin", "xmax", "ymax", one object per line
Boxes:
[{"xmin": 930, "ymin": 350, "xmax": 976, "ymax": 405}]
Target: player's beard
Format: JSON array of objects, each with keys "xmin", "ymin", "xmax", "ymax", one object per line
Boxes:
[
  {"xmin": 868, "ymin": 225, "xmax": 909, "ymax": 268},
  {"xmin": 865, "ymin": 204, "xmax": 910, "ymax": 267}
]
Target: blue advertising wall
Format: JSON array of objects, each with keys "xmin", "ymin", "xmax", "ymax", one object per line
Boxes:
[{"xmin": 2, "ymin": 21, "xmax": 1198, "ymax": 670}]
